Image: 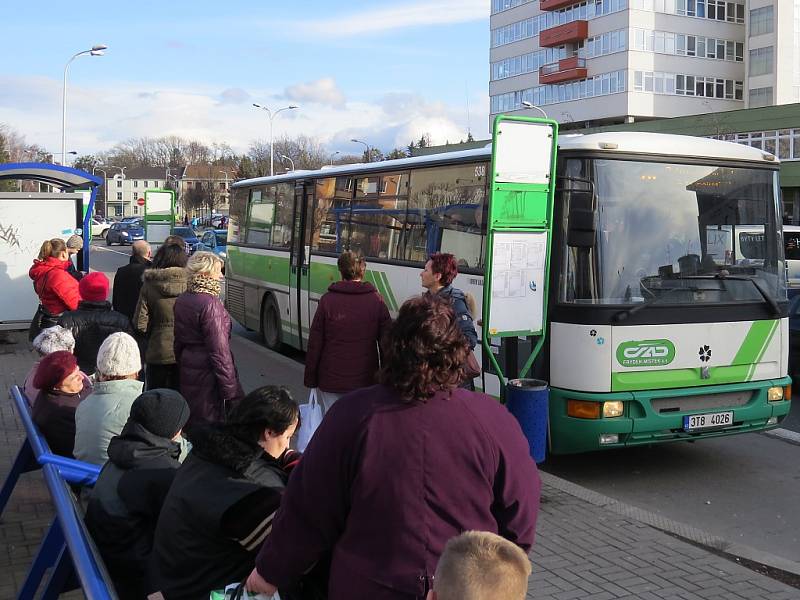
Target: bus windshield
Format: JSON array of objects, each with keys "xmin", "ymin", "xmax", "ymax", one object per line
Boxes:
[{"xmin": 561, "ymin": 159, "xmax": 785, "ymax": 306}]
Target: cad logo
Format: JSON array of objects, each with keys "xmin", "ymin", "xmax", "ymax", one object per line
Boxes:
[{"xmin": 616, "ymin": 339, "xmax": 676, "ymax": 367}]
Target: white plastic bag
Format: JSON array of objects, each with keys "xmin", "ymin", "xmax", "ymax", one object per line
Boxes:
[
  {"xmin": 296, "ymin": 388, "xmax": 323, "ymax": 452},
  {"xmin": 209, "ymin": 582, "xmax": 280, "ymax": 600}
]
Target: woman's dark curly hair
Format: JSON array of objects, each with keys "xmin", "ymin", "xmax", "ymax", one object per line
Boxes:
[{"xmin": 379, "ymin": 295, "xmax": 469, "ymax": 401}]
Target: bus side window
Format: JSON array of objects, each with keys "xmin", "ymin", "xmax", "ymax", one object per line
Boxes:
[{"xmin": 246, "ymin": 187, "xmax": 275, "ymax": 246}]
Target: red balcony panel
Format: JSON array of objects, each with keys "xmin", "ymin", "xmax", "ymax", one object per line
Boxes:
[
  {"xmin": 539, "ymin": 57, "xmax": 587, "ymax": 84},
  {"xmin": 539, "ymin": 20, "xmax": 588, "ymax": 47},
  {"xmin": 541, "ymin": 0, "xmax": 580, "ymax": 10},
  {"xmin": 539, "ymin": 67, "xmax": 588, "ymax": 84}
]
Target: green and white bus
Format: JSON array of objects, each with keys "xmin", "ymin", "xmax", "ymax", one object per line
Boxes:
[{"xmin": 225, "ymin": 131, "xmax": 791, "ymax": 454}]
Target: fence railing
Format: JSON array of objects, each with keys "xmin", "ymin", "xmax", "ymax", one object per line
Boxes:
[{"xmin": 0, "ymin": 385, "xmax": 117, "ymax": 599}]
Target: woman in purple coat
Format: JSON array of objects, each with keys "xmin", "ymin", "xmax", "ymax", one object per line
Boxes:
[
  {"xmin": 173, "ymin": 251, "xmax": 243, "ymax": 429},
  {"xmin": 246, "ymin": 295, "xmax": 541, "ymax": 600}
]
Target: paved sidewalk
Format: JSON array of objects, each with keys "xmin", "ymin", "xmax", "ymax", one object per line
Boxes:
[{"xmin": 1, "ymin": 331, "xmax": 799, "ymax": 599}]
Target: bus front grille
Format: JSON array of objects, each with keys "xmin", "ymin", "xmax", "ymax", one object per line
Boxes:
[
  {"xmin": 651, "ymin": 391, "xmax": 753, "ymax": 414},
  {"xmin": 225, "ymin": 281, "xmax": 246, "ymax": 322}
]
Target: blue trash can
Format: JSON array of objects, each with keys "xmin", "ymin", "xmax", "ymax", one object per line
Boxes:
[{"xmin": 506, "ymin": 379, "xmax": 549, "ymax": 464}]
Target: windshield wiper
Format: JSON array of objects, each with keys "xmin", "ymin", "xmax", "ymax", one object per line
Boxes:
[
  {"xmin": 706, "ymin": 275, "xmax": 782, "ymax": 317},
  {"xmin": 613, "ymin": 286, "xmax": 694, "ymax": 323}
]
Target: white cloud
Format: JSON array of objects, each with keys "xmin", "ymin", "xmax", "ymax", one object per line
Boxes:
[
  {"xmin": 300, "ymin": 0, "xmax": 488, "ymax": 36},
  {"xmin": 285, "ymin": 78, "xmax": 346, "ymax": 108},
  {"xmin": 0, "ymin": 75, "xmax": 489, "ymax": 159}
]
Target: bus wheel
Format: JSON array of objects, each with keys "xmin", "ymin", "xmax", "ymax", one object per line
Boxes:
[{"xmin": 261, "ymin": 296, "xmax": 283, "ymax": 351}]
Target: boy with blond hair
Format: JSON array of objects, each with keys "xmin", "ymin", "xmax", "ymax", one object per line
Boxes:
[{"xmin": 427, "ymin": 531, "xmax": 532, "ymax": 600}]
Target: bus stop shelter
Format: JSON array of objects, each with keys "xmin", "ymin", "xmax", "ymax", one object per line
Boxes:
[{"xmin": 0, "ymin": 163, "xmax": 102, "ymax": 329}]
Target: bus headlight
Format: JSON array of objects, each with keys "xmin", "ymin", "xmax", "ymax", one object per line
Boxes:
[
  {"xmin": 767, "ymin": 386, "xmax": 784, "ymax": 402},
  {"xmin": 603, "ymin": 401, "xmax": 624, "ymax": 418}
]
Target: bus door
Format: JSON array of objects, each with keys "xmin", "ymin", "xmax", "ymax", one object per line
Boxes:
[{"xmin": 290, "ymin": 180, "xmax": 314, "ymax": 350}]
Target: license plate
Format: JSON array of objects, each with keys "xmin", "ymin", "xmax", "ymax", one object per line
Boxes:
[{"xmin": 683, "ymin": 411, "xmax": 733, "ymax": 431}]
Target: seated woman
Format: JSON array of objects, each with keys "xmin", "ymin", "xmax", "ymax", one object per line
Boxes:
[
  {"xmin": 23, "ymin": 325, "xmax": 92, "ymax": 407},
  {"xmin": 148, "ymin": 386, "xmax": 300, "ymax": 600},
  {"xmin": 74, "ymin": 332, "xmax": 143, "ymax": 465},
  {"xmin": 85, "ymin": 389, "xmax": 190, "ymax": 600},
  {"xmin": 32, "ymin": 351, "xmax": 92, "ymax": 457},
  {"xmin": 246, "ymin": 296, "xmax": 541, "ymax": 599}
]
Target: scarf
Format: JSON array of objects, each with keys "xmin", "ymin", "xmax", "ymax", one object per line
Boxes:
[{"xmin": 188, "ymin": 274, "xmax": 221, "ymax": 297}]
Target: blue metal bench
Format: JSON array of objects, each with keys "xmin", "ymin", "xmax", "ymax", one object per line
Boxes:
[{"xmin": 1, "ymin": 385, "xmax": 116, "ymax": 599}]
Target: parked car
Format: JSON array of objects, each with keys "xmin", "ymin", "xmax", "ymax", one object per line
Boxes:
[
  {"xmin": 106, "ymin": 221, "xmax": 145, "ymax": 246},
  {"xmin": 90, "ymin": 218, "xmax": 110, "ymax": 239},
  {"xmin": 195, "ymin": 229, "xmax": 228, "ymax": 259},
  {"xmin": 210, "ymin": 214, "xmax": 227, "ymax": 228},
  {"xmin": 172, "ymin": 226, "xmax": 200, "ymax": 254}
]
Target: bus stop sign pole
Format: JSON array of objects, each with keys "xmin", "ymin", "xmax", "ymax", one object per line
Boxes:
[{"xmin": 481, "ymin": 115, "xmax": 558, "ymax": 384}]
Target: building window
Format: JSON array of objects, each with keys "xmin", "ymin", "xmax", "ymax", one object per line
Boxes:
[
  {"xmin": 132, "ymin": 192, "xmax": 138, "ymax": 201},
  {"xmin": 133, "ymin": 206, "xmax": 139, "ymax": 215},
  {"xmin": 153, "ymin": 180, "xmax": 159, "ymax": 187},
  {"xmin": 116, "ymin": 192, "xmax": 123, "ymax": 200},
  {"xmin": 133, "ymin": 181, "xmax": 138, "ymax": 188},
  {"xmin": 750, "ymin": 6, "xmax": 773, "ymax": 36},
  {"xmin": 490, "ymin": 69, "xmax": 626, "ymax": 112},
  {"xmin": 749, "ymin": 46, "xmax": 774, "ymax": 77},
  {"xmin": 637, "ymin": 70, "xmax": 742, "ymax": 100},
  {"xmin": 709, "ymin": 128, "xmax": 800, "ymax": 161},
  {"xmin": 491, "ymin": 0, "xmax": 534, "ymax": 14},
  {"xmin": 116, "ymin": 179, "xmax": 122, "ymax": 188},
  {"xmin": 143, "ymin": 181, "xmax": 149, "ymax": 187},
  {"xmin": 748, "ymin": 87, "xmax": 773, "ymax": 108}
]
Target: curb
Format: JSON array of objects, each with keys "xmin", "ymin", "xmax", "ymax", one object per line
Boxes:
[{"xmin": 540, "ymin": 471, "xmax": 800, "ymax": 577}]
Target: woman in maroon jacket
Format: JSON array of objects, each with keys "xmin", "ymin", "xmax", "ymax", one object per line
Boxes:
[
  {"xmin": 304, "ymin": 250, "xmax": 391, "ymax": 413},
  {"xmin": 246, "ymin": 295, "xmax": 541, "ymax": 600},
  {"xmin": 173, "ymin": 251, "xmax": 243, "ymax": 429}
]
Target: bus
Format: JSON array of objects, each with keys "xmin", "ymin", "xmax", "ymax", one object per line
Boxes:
[{"xmin": 225, "ymin": 131, "xmax": 791, "ymax": 454}]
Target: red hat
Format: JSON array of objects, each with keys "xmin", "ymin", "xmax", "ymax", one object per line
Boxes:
[
  {"xmin": 79, "ymin": 272, "xmax": 109, "ymax": 302},
  {"xmin": 33, "ymin": 351, "xmax": 78, "ymax": 391}
]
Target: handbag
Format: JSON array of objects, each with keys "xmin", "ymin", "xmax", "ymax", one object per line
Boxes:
[
  {"xmin": 209, "ymin": 581, "xmax": 280, "ymax": 600},
  {"xmin": 296, "ymin": 388, "xmax": 323, "ymax": 452},
  {"xmin": 28, "ymin": 305, "xmax": 61, "ymax": 342},
  {"xmin": 464, "ymin": 350, "xmax": 481, "ymax": 380}
]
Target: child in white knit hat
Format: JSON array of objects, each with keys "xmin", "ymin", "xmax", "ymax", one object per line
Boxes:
[
  {"xmin": 23, "ymin": 326, "xmax": 92, "ymax": 407},
  {"xmin": 74, "ymin": 332, "xmax": 143, "ymax": 465}
]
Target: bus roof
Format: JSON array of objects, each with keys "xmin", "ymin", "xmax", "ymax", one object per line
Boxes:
[{"xmin": 233, "ymin": 132, "xmax": 776, "ymax": 189}]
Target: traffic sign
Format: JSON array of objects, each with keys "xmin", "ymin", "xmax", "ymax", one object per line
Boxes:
[{"xmin": 137, "ymin": 198, "xmax": 145, "ymax": 206}]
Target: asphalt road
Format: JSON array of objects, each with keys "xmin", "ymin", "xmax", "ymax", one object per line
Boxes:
[{"xmin": 88, "ymin": 238, "xmax": 800, "ymax": 564}]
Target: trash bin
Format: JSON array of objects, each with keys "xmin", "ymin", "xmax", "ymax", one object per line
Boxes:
[{"xmin": 506, "ymin": 379, "xmax": 549, "ymax": 464}]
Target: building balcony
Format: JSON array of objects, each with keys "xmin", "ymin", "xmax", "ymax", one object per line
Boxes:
[
  {"xmin": 540, "ymin": 0, "xmax": 581, "ymax": 10},
  {"xmin": 539, "ymin": 56, "xmax": 588, "ymax": 84},
  {"xmin": 539, "ymin": 20, "xmax": 588, "ymax": 48}
]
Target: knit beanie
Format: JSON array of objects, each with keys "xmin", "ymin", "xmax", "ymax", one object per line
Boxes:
[
  {"xmin": 96, "ymin": 332, "xmax": 142, "ymax": 377},
  {"xmin": 32, "ymin": 326, "xmax": 76, "ymax": 355},
  {"xmin": 130, "ymin": 389, "xmax": 191, "ymax": 439},
  {"xmin": 32, "ymin": 351, "xmax": 78, "ymax": 391},
  {"xmin": 78, "ymin": 272, "xmax": 109, "ymax": 302},
  {"xmin": 66, "ymin": 234, "xmax": 84, "ymax": 250}
]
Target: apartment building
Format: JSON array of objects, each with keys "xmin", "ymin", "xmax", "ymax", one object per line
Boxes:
[
  {"xmin": 489, "ymin": 0, "xmax": 800, "ymax": 126},
  {"xmin": 103, "ymin": 166, "xmax": 178, "ymax": 218}
]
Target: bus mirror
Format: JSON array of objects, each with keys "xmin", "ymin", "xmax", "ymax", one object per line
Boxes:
[{"xmin": 567, "ymin": 190, "xmax": 597, "ymax": 248}]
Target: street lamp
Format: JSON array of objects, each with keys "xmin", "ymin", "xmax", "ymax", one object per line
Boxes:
[
  {"xmin": 351, "ymin": 139, "xmax": 370, "ymax": 163},
  {"xmin": 252, "ymin": 103, "xmax": 298, "ymax": 176},
  {"xmin": 329, "ymin": 150, "xmax": 341, "ymax": 166},
  {"xmin": 49, "ymin": 151, "xmax": 78, "ymax": 165},
  {"xmin": 92, "ymin": 166, "xmax": 108, "ymax": 218},
  {"xmin": 62, "ymin": 44, "xmax": 107, "ymax": 167},
  {"xmin": 278, "ymin": 154, "xmax": 295, "ymax": 172},
  {"xmin": 521, "ymin": 101, "xmax": 548, "ymax": 118}
]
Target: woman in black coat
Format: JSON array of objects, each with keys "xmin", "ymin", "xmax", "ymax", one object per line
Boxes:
[
  {"xmin": 59, "ymin": 272, "xmax": 132, "ymax": 375},
  {"xmin": 85, "ymin": 389, "xmax": 190, "ymax": 600},
  {"xmin": 148, "ymin": 386, "xmax": 300, "ymax": 600}
]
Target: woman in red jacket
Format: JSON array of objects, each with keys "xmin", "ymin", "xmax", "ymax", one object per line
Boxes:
[
  {"xmin": 29, "ymin": 238, "xmax": 81, "ymax": 340},
  {"xmin": 303, "ymin": 250, "xmax": 391, "ymax": 414}
]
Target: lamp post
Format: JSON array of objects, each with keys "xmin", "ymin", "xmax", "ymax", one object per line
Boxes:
[
  {"xmin": 252, "ymin": 103, "xmax": 298, "ymax": 176},
  {"xmin": 329, "ymin": 150, "xmax": 341, "ymax": 166},
  {"xmin": 92, "ymin": 166, "xmax": 108, "ymax": 218},
  {"xmin": 278, "ymin": 154, "xmax": 295, "ymax": 172},
  {"xmin": 49, "ymin": 151, "xmax": 78, "ymax": 165},
  {"xmin": 521, "ymin": 101, "xmax": 548, "ymax": 118},
  {"xmin": 351, "ymin": 139, "xmax": 370, "ymax": 163},
  {"xmin": 62, "ymin": 45, "xmax": 107, "ymax": 166},
  {"xmin": 111, "ymin": 165, "xmax": 126, "ymax": 217}
]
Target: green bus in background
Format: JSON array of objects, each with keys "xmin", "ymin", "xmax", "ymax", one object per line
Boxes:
[{"xmin": 224, "ymin": 131, "xmax": 791, "ymax": 454}]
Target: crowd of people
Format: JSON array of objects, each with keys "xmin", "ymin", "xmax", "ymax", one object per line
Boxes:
[{"xmin": 22, "ymin": 237, "xmax": 540, "ymax": 600}]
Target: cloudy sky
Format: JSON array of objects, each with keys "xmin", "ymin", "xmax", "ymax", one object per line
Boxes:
[{"xmin": 0, "ymin": 0, "xmax": 491, "ymax": 157}]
